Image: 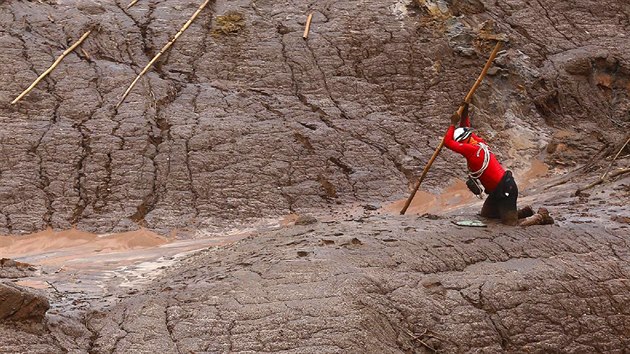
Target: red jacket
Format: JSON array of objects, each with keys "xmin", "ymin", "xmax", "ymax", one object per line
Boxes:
[{"xmin": 443, "ymin": 115, "xmax": 505, "ymax": 193}]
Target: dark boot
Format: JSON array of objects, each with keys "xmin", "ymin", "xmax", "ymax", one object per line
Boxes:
[
  {"xmin": 518, "ymin": 208, "xmax": 554, "ymax": 226},
  {"xmin": 537, "ymin": 207, "xmax": 554, "ymax": 225},
  {"xmin": 517, "ymin": 205, "xmax": 534, "ymax": 219}
]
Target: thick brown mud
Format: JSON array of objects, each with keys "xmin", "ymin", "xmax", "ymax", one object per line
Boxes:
[{"xmin": 1, "ymin": 0, "xmax": 629, "ymax": 352}]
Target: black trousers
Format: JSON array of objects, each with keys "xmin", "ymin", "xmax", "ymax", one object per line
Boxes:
[{"xmin": 480, "ymin": 171, "xmax": 518, "ymax": 225}]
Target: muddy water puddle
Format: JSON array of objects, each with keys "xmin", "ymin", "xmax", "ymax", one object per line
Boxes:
[
  {"xmin": 0, "ymin": 220, "xmax": 287, "ymax": 312},
  {"xmin": 383, "ymin": 179, "xmax": 480, "ymax": 215}
]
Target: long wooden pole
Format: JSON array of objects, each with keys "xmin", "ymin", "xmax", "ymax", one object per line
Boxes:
[
  {"xmin": 11, "ymin": 30, "xmax": 92, "ymax": 105},
  {"xmin": 116, "ymin": 0, "xmax": 211, "ymax": 108},
  {"xmin": 400, "ymin": 41, "xmax": 504, "ymax": 215},
  {"xmin": 127, "ymin": 0, "xmax": 140, "ymax": 9}
]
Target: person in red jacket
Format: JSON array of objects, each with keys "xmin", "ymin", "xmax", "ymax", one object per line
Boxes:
[{"xmin": 443, "ymin": 103, "xmax": 553, "ymax": 226}]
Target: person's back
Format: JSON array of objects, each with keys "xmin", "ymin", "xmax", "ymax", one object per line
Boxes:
[{"xmin": 443, "ymin": 121, "xmax": 505, "ymax": 194}]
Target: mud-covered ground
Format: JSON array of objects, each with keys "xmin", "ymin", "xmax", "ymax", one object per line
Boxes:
[
  {"xmin": 1, "ymin": 171, "xmax": 628, "ymax": 353},
  {"xmin": 1, "ymin": 0, "xmax": 629, "ymax": 352},
  {"xmin": 0, "ymin": 0, "xmax": 628, "ymax": 234}
]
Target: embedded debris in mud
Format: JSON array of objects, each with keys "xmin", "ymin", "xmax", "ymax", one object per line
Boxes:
[{"xmin": 212, "ymin": 11, "xmax": 245, "ymax": 36}]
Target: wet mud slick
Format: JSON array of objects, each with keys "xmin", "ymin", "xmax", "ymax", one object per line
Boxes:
[{"xmin": 0, "ymin": 227, "xmax": 252, "ymax": 315}]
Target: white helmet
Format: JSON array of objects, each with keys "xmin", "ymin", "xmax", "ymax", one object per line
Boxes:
[{"xmin": 453, "ymin": 127, "xmax": 472, "ymax": 142}]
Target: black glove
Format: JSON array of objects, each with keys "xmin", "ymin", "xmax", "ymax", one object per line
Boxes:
[
  {"xmin": 461, "ymin": 101, "xmax": 469, "ymax": 120},
  {"xmin": 450, "ymin": 112, "xmax": 460, "ymax": 126}
]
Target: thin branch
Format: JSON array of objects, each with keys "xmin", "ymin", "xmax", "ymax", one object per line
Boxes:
[
  {"xmin": 116, "ymin": 0, "xmax": 212, "ymax": 108},
  {"xmin": 11, "ymin": 29, "xmax": 92, "ymax": 104},
  {"xmin": 400, "ymin": 326, "xmax": 437, "ymax": 352},
  {"xmin": 45, "ymin": 281, "xmax": 61, "ymax": 294},
  {"xmin": 127, "ymin": 0, "xmax": 140, "ymax": 9},
  {"xmin": 608, "ymin": 168, "xmax": 630, "ymax": 178},
  {"xmin": 601, "ymin": 136, "xmax": 630, "ymax": 180},
  {"xmin": 576, "ymin": 168, "xmax": 630, "ymax": 195},
  {"xmin": 303, "ymin": 13, "xmax": 313, "ymax": 39}
]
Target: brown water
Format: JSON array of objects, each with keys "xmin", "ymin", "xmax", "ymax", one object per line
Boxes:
[
  {"xmin": 0, "ymin": 224, "xmax": 275, "ymax": 311},
  {"xmin": 383, "ymin": 179, "xmax": 478, "ymax": 215}
]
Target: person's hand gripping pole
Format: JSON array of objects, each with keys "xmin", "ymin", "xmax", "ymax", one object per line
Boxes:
[{"xmin": 400, "ymin": 41, "xmax": 503, "ymax": 215}]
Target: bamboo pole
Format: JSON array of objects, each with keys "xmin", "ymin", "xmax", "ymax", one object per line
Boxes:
[
  {"xmin": 400, "ymin": 41, "xmax": 504, "ymax": 215},
  {"xmin": 575, "ymin": 135, "xmax": 630, "ymax": 194},
  {"xmin": 601, "ymin": 136, "xmax": 630, "ymax": 180},
  {"xmin": 11, "ymin": 29, "xmax": 92, "ymax": 105},
  {"xmin": 127, "ymin": 0, "xmax": 140, "ymax": 9},
  {"xmin": 116, "ymin": 0, "xmax": 212, "ymax": 108},
  {"xmin": 303, "ymin": 13, "xmax": 313, "ymax": 39}
]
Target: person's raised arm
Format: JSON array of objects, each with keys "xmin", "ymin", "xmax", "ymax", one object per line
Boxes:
[
  {"xmin": 459, "ymin": 102, "xmax": 471, "ymax": 127},
  {"xmin": 444, "ymin": 116, "xmax": 477, "ymax": 155}
]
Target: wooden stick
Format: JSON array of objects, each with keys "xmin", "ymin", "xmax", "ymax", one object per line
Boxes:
[
  {"xmin": 116, "ymin": 0, "xmax": 212, "ymax": 108},
  {"xmin": 609, "ymin": 168, "xmax": 630, "ymax": 178},
  {"xmin": 11, "ymin": 30, "xmax": 92, "ymax": 105},
  {"xmin": 576, "ymin": 168, "xmax": 630, "ymax": 195},
  {"xmin": 45, "ymin": 281, "xmax": 61, "ymax": 294},
  {"xmin": 399, "ymin": 326, "xmax": 437, "ymax": 352},
  {"xmin": 400, "ymin": 41, "xmax": 503, "ymax": 215},
  {"xmin": 601, "ymin": 136, "xmax": 630, "ymax": 180},
  {"xmin": 127, "ymin": 0, "xmax": 140, "ymax": 9},
  {"xmin": 80, "ymin": 48, "xmax": 91, "ymax": 61},
  {"xmin": 303, "ymin": 13, "xmax": 313, "ymax": 39}
]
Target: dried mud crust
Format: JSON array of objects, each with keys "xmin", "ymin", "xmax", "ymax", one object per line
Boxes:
[
  {"xmin": 0, "ymin": 0, "xmax": 628, "ymax": 352},
  {"xmin": 0, "ymin": 174, "xmax": 628, "ymax": 353},
  {"xmin": 70, "ymin": 215, "xmax": 629, "ymax": 353},
  {"xmin": 0, "ymin": 0, "xmax": 628, "ymax": 234}
]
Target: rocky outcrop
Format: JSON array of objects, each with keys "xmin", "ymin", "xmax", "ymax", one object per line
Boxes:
[
  {"xmin": 0, "ymin": 282, "xmax": 49, "ymax": 323},
  {"xmin": 0, "ymin": 258, "xmax": 37, "ymax": 279}
]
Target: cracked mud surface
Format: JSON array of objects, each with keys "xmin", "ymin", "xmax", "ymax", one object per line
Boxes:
[
  {"xmin": 0, "ymin": 0, "xmax": 629, "ymax": 352},
  {"xmin": 90, "ymin": 219, "xmax": 628, "ymax": 353},
  {"xmin": 2, "ymin": 187, "xmax": 629, "ymax": 353},
  {"xmin": 0, "ymin": 0, "xmax": 627, "ymax": 234}
]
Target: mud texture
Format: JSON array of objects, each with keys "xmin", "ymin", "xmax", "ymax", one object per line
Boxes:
[
  {"xmin": 1, "ymin": 0, "xmax": 629, "ymax": 352},
  {"xmin": 2, "ymin": 204, "xmax": 629, "ymax": 353},
  {"xmin": 87, "ymin": 219, "xmax": 629, "ymax": 354},
  {"xmin": 0, "ymin": 258, "xmax": 37, "ymax": 278},
  {"xmin": 0, "ymin": 0, "xmax": 628, "ymax": 234},
  {"xmin": 0, "ymin": 282, "xmax": 49, "ymax": 323},
  {"xmin": 1, "ymin": 171, "xmax": 628, "ymax": 352}
]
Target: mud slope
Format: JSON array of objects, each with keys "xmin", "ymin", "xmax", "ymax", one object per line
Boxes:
[
  {"xmin": 0, "ymin": 0, "xmax": 628, "ymax": 234},
  {"xmin": 97, "ymin": 223, "xmax": 630, "ymax": 353},
  {"xmin": 2, "ymin": 208, "xmax": 628, "ymax": 353},
  {"xmin": 2, "ymin": 165, "xmax": 628, "ymax": 353}
]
